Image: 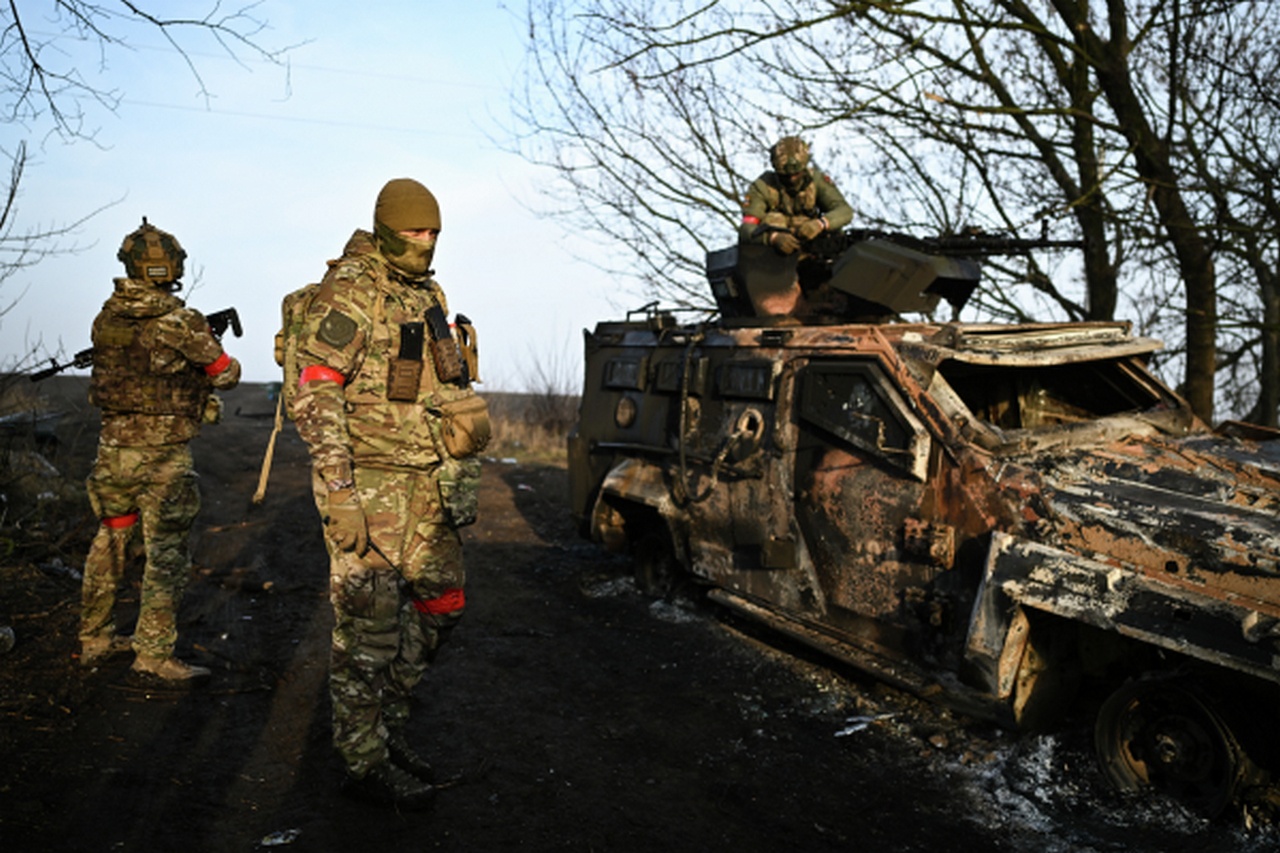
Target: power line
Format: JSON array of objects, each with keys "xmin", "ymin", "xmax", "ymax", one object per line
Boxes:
[
  {"xmin": 27, "ymin": 30, "xmax": 508, "ymax": 91},
  {"xmin": 120, "ymin": 98, "xmax": 493, "ymax": 139}
]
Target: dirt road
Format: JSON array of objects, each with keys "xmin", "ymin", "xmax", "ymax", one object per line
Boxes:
[{"xmin": 0, "ymin": 381, "xmax": 1274, "ymax": 852}]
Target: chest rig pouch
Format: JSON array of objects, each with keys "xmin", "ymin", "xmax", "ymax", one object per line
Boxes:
[
  {"xmin": 388, "ymin": 321, "xmax": 426, "ymax": 401},
  {"xmin": 425, "ymin": 305, "xmax": 489, "ymax": 459}
]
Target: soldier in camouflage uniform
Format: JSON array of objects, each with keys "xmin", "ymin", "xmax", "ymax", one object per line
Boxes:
[
  {"xmin": 289, "ymin": 178, "xmax": 480, "ymax": 810},
  {"xmin": 80, "ymin": 219, "xmax": 241, "ymax": 686},
  {"xmin": 738, "ymin": 136, "xmax": 853, "ymax": 252},
  {"xmin": 737, "ymin": 136, "xmax": 855, "ymax": 315}
]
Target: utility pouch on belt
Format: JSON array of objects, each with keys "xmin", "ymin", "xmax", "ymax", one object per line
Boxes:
[
  {"xmin": 438, "ymin": 456, "xmax": 482, "ymax": 527},
  {"xmin": 435, "ymin": 390, "xmax": 491, "ymax": 459},
  {"xmin": 425, "ymin": 305, "xmax": 466, "ymax": 385},
  {"xmin": 387, "ymin": 322, "xmax": 425, "ymax": 402}
]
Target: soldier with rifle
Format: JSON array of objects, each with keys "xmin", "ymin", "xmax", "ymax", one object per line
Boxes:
[
  {"xmin": 77, "ymin": 218, "xmax": 241, "ymax": 687},
  {"xmin": 29, "ymin": 308, "xmax": 241, "ymax": 381}
]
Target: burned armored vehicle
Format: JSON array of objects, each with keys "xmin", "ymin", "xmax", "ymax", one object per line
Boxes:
[{"xmin": 568, "ymin": 230, "xmax": 1280, "ymax": 817}]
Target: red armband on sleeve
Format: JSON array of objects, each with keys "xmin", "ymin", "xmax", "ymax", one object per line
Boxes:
[
  {"xmin": 299, "ymin": 365, "xmax": 346, "ymax": 387},
  {"xmin": 203, "ymin": 352, "xmax": 232, "ymax": 377},
  {"xmin": 741, "ymin": 215, "xmax": 760, "ymax": 226},
  {"xmin": 413, "ymin": 587, "xmax": 465, "ymax": 615}
]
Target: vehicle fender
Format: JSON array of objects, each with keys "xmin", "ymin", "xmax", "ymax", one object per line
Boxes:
[
  {"xmin": 965, "ymin": 531, "xmax": 1280, "ymax": 697},
  {"xmin": 589, "ymin": 457, "xmax": 680, "ymax": 551}
]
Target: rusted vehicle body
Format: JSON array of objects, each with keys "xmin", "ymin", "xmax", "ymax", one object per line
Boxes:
[{"xmin": 568, "ymin": 233, "xmax": 1280, "ymax": 816}]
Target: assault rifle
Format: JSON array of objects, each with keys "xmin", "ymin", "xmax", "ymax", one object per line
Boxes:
[
  {"xmin": 27, "ymin": 348, "xmax": 94, "ymax": 382},
  {"xmin": 207, "ymin": 307, "xmax": 243, "ymax": 340},
  {"xmin": 28, "ymin": 305, "xmax": 243, "ymax": 382}
]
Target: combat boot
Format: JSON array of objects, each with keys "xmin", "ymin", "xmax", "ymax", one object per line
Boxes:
[
  {"xmin": 341, "ymin": 760, "xmax": 436, "ymax": 811},
  {"xmin": 79, "ymin": 634, "xmax": 133, "ymax": 666},
  {"xmin": 129, "ymin": 655, "xmax": 211, "ymax": 687},
  {"xmin": 386, "ymin": 729, "xmax": 435, "ymax": 782}
]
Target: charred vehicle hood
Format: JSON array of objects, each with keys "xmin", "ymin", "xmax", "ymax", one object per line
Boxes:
[{"xmin": 1021, "ymin": 431, "xmax": 1280, "ymax": 580}]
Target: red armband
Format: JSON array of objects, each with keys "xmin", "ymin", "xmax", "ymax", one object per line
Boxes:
[
  {"xmin": 103, "ymin": 512, "xmax": 140, "ymax": 529},
  {"xmin": 299, "ymin": 365, "xmax": 346, "ymax": 387},
  {"xmin": 741, "ymin": 215, "xmax": 760, "ymax": 226},
  {"xmin": 413, "ymin": 587, "xmax": 465, "ymax": 615},
  {"xmin": 203, "ymin": 352, "xmax": 232, "ymax": 376}
]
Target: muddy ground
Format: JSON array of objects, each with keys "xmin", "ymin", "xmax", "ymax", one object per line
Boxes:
[{"xmin": 1, "ymin": 379, "xmax": 1277, "ymax": 852}]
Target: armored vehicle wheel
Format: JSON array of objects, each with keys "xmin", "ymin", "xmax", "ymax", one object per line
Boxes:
[
  {"xmin": 1094, "ymin": 676, "xmax": 1246, "ymax": 817},
  {"xmin": 633, "ymin": 529, "xmax": 678, "ymax": 598}
]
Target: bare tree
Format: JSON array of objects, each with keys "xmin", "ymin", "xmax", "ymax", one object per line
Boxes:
[
  {"xmin": 1, "ymin": 1, "xmax": 289, "ymax": 140},
  {"xmin": 515, "ymin": 0, "xmax": 1279, "ymax": 423},
  {"xmin": 1163, "ymin": 2, "xmax": 1280, "ymax": 425},
  {"xmin": 0, "ymin": 1, "xmax": 292, "ymax": 366}
]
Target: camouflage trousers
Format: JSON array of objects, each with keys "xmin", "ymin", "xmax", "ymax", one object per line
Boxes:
[
  {"xmin": 314, "ymin": 464, "xmax": 465, "ymax": 776},
  {"xmin": 81, "ymin": 442, "xmax": 199, "ymax": 659}
]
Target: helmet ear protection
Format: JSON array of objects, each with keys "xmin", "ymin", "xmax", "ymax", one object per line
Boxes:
[{"xmin": 118, "ymin": 217, "xmax": 187, "ymax": 289}]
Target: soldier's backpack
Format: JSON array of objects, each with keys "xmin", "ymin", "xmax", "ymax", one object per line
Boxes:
[{"xmin": 252, "ymin": 281, "xmax": 320, "ymax": 504}]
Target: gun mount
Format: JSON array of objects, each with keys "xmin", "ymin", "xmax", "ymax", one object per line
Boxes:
[{"xmin": 708, "ymin": 227, "xmax": 1081, "ymax": 322}]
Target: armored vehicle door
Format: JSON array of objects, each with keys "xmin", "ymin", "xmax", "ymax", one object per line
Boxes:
[
  {"xmin": 672, "ymin": 350, "xmax": 797, "ymax": 585},
  {"xmin": 793, "ymin": 359, "xmax": 949, "ymax": 656}
]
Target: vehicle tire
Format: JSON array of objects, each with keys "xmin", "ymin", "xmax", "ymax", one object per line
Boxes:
[
  {"xmin": 632, "ymin": 528, "xmax": 678, "ymax": 599},
  {"xmin": 1094, "ymin": 674, "xmax": 1246, "ymax": 817}
]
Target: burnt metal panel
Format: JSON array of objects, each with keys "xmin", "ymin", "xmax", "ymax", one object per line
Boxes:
[{"xmin": 971, "ymin": 531, "xmax": 1280, "ymax": 687}]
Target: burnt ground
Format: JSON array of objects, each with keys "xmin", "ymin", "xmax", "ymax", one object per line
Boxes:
[{"xmin": 1, "ymin": 380, "xmax": 1277, "ymax": 853}]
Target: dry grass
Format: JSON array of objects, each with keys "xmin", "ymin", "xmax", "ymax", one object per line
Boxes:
[{"xmin": 484, "ymin": 391, "xmax": 578, "ymax": 465}]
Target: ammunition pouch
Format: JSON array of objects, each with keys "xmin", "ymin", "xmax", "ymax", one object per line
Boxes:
[
  {"xmin": 387, "ymin": 358, "xmax": 425, "ymax": 402},
  {"xmin": 429, "ymin": 337, "xmax": 465, "ymax": 384},
  {"xmin": 388, "ymin": 321, "xmax": 426, "ymax": 402}
]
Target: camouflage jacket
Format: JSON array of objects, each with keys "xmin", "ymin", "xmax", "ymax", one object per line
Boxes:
[
  {"xmin": 90, "ymin": 277, "xmax": 241, "ymax": 447},
  {"xmin": 290, "ymin": 229, "xmax": 454, "ymax": 480},
  {"xmin": 738, "ymin": 164, "xmax": 854, "ymax": 245}
]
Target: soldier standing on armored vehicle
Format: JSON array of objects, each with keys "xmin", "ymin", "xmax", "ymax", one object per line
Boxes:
[
  {"xmin": 737, "ymin": 136, "xmax": 854, "ymax": 315},
  {"xmin": 79, "ymin": 219, "xmax": 241, "ymax": 686},
  {"xmin": 287, "ymin": 178, "xmax": 487, "ymax": 810}
]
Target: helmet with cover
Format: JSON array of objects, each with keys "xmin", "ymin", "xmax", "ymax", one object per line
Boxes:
[
  {"xmin": 770, "ymin": 136, "xmax": 811, "ymax": 175},
  {"xmin": 769, "ymin": 136, "xmax": 812, "ymax": 190},
  {"xmin": 373, "ymin": 178, "xmax": 441, "ymax": 278},
  {"xmin": 118, "ymin": 217, "xmax": 186, "ymax": 290}
]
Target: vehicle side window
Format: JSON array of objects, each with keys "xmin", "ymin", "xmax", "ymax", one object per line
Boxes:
[
  {"xmin": 938, "ymin": 358, "xmax": 1168, "ymax": 431},
  {"xmin": 798, "ymin": 361, "xmax": 928, "ymax": 479}
]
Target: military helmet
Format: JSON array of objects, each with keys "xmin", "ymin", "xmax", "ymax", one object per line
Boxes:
[
  {"xmin": 374, "ymin": 178, "xmax": 441, "ymax": 233},
  {"xmin": 118, "ymin": 217, "xmax": 186, "ymax": 287},
  {"xmin": 769, "ymin": 136, "xmax": 811, "ymax": 175}
]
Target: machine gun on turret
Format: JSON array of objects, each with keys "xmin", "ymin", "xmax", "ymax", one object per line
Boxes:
[{"xmin": 707, "ymin": 223, "xmax": 1083, "ymax": 322}]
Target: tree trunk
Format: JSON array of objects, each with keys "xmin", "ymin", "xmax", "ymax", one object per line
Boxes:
[
  {"xmin": 1260, "ymin": 274, "xmax": 1280, "ymax": 427},
  {"xmin": 1055, "ymin": 0, "xmax": 1218, "ymax": 421}
]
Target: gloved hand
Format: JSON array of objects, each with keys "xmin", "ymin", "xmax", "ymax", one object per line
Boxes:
[
  {"xmin": 325, "ymin": 488, "xmax": 369, "ymax": 554},
  {"xmin": 771, "ymin": 231, "xmax": 801, "ymax": 255},
  {"xmin": 796, "ymin": 217, "xmax": 826, "ymax": 241}
]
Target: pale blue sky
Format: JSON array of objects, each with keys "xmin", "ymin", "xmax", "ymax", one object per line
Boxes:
[{"xmin": 2, "ymin": 2, "xmax": 619, "ymax": 389}]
